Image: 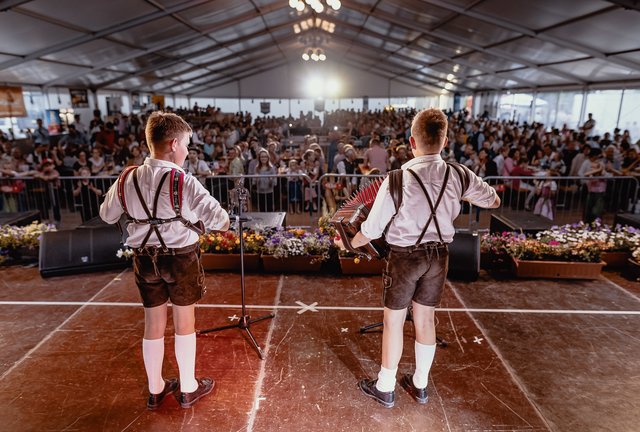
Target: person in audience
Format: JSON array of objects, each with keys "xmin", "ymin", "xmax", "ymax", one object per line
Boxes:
[
  {"xmin": 127, "ymin": 145, "xmax": 146, "ymax": 167},
  {"xmin": 89, "ymin": 148, "xmax": 106, "ymax": 175},
  {"xmin": 533, "ymin": 171, "xmax": 558, "ymax": 220},
  {"xmin": 73, "ymin": 166, "xmax": 103, "ymax": 222},
  {"xmin": 183, "ymin": 146, "xmax": 211, "ymax": 185},
  {"xmin": 253, "ymin": 149, "xmax": 277, "ymax": 212},
  {"xmin": 580, "ymin": 148, "xmax": 607, "ymax": 223},
  {"xmin": 303, "ymin": 149, "xmax": 320, "ymax": 213},
  {"xmin": 364, "ymin": 138, "xmax": 389, "ymax": 174},
  {"xmin": 286, "ymin": 158, "xmax": 303, "ymax": 213}
]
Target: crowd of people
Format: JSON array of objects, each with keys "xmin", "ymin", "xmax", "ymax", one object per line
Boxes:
[{"xmin": 1, "ymin": 104, "xmax": 639, "ymax": 224}]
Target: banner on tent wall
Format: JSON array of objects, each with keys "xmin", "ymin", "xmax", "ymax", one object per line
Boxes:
[
  {"xmin": 260, "ymin": 102, "xmax": 270, "ymax": 114},
  {"xmin": 151, "ymin": 94, "xmax": 165, "ymax": 110},
  {"xmin": 314, "ymin": 99, "xmax": 325, "ymax": 112},
  {"xmin": 106, "ymin": 96, "xmax": 122, "ymax": 115},
  {"xmin": 0, "ymin": 86, "xmax": 27, "ymax": 117},
  {"xmin": 45, "ymin": 109, "xmax": 62, "ymax": 135},
  {"xmin": 69, "ymin": 89, "xmax": 89, "ymax": 108},
  {"xmin": 362, "ymin": 96, "xmax": 369, "ymax": 111}
]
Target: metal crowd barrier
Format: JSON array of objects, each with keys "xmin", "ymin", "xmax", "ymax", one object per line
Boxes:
[
  {"xmin": 465, "ymin": 175, "xmax": 639, "ymax": 230},
  {"xmin": 316, "ymin": 173, "xmax": 639, "ymax": 231},
  {"xmin": 0, "ymin": 173, "xmax": 316, "ymax": 228},
  {"xmin": 3, "ymin": 172, "xmax": 636, "ymax": 231}
]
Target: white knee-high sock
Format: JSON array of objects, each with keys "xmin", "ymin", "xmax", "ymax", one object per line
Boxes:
[
  {"xmin": 175, "ymin": 333, "xmax": 198, "ymax": 393},
  {"xmin": 413, "ymin": 341, "xmax": 436, "ymax": 389},
  {"xmin": 375, "ymin": 366, "xmax": 397, "ymax": 392},
  {"xmin": 142, "ymin": 337, "xmax": 165, "ymax": 394}
]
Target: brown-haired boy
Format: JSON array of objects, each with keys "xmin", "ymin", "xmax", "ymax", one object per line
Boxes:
[
  {"xmin": 100, "ymin": 111, "xmax": 230, "ymax": 409},
  {"xmin": 336, "ymin": 108, "xmax": 500, "ymax": 408}
]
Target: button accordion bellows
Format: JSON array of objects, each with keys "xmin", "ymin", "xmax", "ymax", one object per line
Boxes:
[{"xmin": 330, "ymin": 178, "xmax": 388, "ymax": 259}]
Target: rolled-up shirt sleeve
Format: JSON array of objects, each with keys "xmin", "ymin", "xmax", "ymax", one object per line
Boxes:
[
  {"xmin": 360, "ymin": 178, "xmax": 396, "ymax": 241},
  {"xmin": 186, "ymin": 177, "xmax": 229, "ymax": 231},
  {"xmin": 462, "ymin": 167, "xmax": 498, "ymax": 208}
]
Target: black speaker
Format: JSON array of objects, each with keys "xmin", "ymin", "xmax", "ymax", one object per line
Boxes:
[
  {"xmin": 39, "ymin": 225, "xmax": 129, "ymax": 278},
  {"xmin": 448, "ymin": 230, "xmax": 480, "ymax": 281}
]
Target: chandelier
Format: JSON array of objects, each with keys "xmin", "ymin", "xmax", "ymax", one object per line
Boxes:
[
  {"xmin": 288, "ymin": 0, "xmax": 341, "ymax": 13},
  {"xmin": 302, "ymin": 48, "xmax": 326, "ymax": 61}
]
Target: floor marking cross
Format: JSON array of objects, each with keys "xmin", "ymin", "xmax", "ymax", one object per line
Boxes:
[
  {"xmin": 341, "ymin": 328, "xmax": 349, "ymax": 333},
  {"xmin": 228, "ymin": 314, "xmax": 240, "ymax": 321},
  {"xmin": 473, "ymin": 336, "xmax": 484, "ymax": 345},
  {"xmin": 295, "ymin": 301, "xmax": 319, "ymax": 314}
]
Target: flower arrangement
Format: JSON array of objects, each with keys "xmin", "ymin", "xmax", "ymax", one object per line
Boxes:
[
  {"xmin": 200, "ymin": 230, "xmax": 264, "ymax": 254},
  {"xmin": 0, "ymin": 221, "xmax": 57, "ymax": 251},
  {"xmin": 0, "ymin": 222, "xmax": 56, "ymax": 263},
  {"xmin": 262, "ymin": 227, "xmax": 332, "ymax": 261},
  {"xmin": 481, "ymin": 231, "xmax": 526, "ymax": 255},
  {"xmin": 632, "ymin": 248, "xmax": 640, "ymax": 264},
  {"xmin": 536, "ymin": 220, "xmax": 640, "ymax": 253},
  {"xmin": 116, "ymin": 248, "xmax": 134, "ymax": 259},
  {"xmin": 507, "ymin": 237, "xmax": 602, "ymax": 263}
]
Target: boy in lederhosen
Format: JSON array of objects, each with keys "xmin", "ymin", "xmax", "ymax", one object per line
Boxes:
[
  {"xmin": 336, "ymin": 108, "xmax": 500, "ymax": 408},
  {"xmin": 100, "ymin": 112, "xmax": 230, "ymax": 410}
]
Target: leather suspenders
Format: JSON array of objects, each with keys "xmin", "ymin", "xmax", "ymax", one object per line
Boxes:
[
  {"xmin": 407, "ymin": 166, "xmax": 450, "ymax": 245},
  {"xmin": 116, "ymin": 166, "xmax": 204, "ymax": 251}
]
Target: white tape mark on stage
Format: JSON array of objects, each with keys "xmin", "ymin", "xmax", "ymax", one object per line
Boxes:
[
  {"xmin": 0, "ymin": 269, "xmax": 129, "ymax": 381},
  {"xmin": 1, "ymin": 300, "xmax": 640, "ymax": 315}
]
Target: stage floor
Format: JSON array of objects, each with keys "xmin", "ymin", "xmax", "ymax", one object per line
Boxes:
[{"xmin": 0, "ymin": 266, "xmax": 638, "ymax": 431}]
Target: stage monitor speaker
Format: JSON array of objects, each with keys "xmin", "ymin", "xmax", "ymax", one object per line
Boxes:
[
  {"xmin": 39, "ymin": 225, "xmax": 128, "ymax": 278},
  {"xmin": 448, "ymin": 230, "xmax": 480, "ymax": 281}
]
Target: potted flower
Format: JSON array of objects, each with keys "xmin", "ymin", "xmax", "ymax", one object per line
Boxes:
[
  {"xmin": 507, "ymin": 234, "xmax": 605, "ymax": 279},
  {"xmin": 599, "ymin": 224, "xmax": 640, "ymax": 268},
  {"xmin": 338, "ymin": 250, "xmax": 386, "ymax": 274},
  {"xmin": 261, "ymin": 227, "xmax": 332, "ymax": 273},
  {"xmin": 199, "ymin": 230, "xmax": 263, "ymax": 271},
  {"xmin": 0, "ymin": 221, "xmax": 56, "ymax": 264},
  {"xmin": 627, "ymin": 248, "xmax": 640, "ymax": 281},
  {"xmin": 480, "ymin": 231, "xmax": 525, "ymax": 270},
  {"xmin": 536, "ymin": 221, "xmax": 640, "ymax": 269}
]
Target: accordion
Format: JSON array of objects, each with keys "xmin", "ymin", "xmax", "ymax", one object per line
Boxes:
[{"xmin": 330, "ymin": 178, "xmax": 389, "ymax": 259}]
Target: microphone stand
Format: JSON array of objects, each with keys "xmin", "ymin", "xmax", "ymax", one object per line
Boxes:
[{"xmin": 198, "ymin": 181, "xmax": 275, "ymax": 359}]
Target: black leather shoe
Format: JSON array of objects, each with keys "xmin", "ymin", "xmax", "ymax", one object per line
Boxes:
[
  {"xmin": 147, "ymin": 378, "xmax": 179, "ymax": 410},
  {"xmin": 400, "ymin": 374, "xmax": 428, "ymax": 404},
  {"xmin": 178, "ymin": 377, "xmax": 215, "ymax": 408},
  {"xmin": 358, "ymin": 379, "xmax": 395, "ymax": 408}
]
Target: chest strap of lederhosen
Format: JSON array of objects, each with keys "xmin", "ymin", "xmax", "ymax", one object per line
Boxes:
[{"xmin": 407, "ymin": 166, "xmax": 451, "ymax": 245}]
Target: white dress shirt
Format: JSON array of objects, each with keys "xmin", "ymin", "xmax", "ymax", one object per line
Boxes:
[
  {"xmin": 100, "ymin": 158, "xmax": 229, "ymax": 248},
  {"xmin": 361, "ymin": 154, "xmax": 497, "ymax": 246}
]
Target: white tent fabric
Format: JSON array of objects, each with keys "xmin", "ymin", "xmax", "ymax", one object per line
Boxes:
[{"xmin": 0, "ymin": 0, "xmax": 638, "ymax": 97}]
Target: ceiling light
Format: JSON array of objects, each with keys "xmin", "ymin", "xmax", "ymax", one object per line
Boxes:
[
  {"xmin": 319, "ymin": 53, "xmax": 326, "ymax": 61},
  {"xmin": 295, "ymin": 2, "xmax": 305, "ymax": 11},
  {"xmin": 446, "ymin": 74, "xmax": 455, "ymax": 81},
  {"xmin": 444, "ymin": 82, "xmax": 454, "ymax": 90},
  {"xmin": 302, "ymin": 52, "xmax": 310, "ymax": 61},
  {"xmin": 289, "ymin": 0, "xmax": 298, "ymax": 7}
]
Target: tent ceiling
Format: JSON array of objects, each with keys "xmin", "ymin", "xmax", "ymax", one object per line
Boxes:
[{"xmin": 0, "ymin": 0, "xmax": 638, "ymax": 95}]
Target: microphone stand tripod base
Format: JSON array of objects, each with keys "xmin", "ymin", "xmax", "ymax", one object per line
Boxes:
[{"xmin": 197, "ymin": 182, "xmax": 275, "ymax": 360}]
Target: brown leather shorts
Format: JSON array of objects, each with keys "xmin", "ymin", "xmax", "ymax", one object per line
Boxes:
[
  {"xmin": 382, "ymin": 243, "xmax": 449, "ymax": 310},
  {"xmin": 133, "ymin": 243, "xmax": 205, "ymax": 308}
]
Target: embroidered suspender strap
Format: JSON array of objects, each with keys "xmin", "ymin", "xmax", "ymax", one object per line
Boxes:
[
  {"xmin": 116, "ymin": 166, "xmax": 138, "ymax": 216},
  {"xmin": 170, "ymin": 169, "xmax": 182, "ymax": 215},
  {"xmin": 407, "ymin": 166, "xmax": 450, "ymax": 245},
  {"xmin": 169, "ymin": 169, "xmax": 204, "ymax": 236}
]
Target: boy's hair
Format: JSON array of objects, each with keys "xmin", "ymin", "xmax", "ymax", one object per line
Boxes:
[
  {"xmin": 145, "ymin": 111, "xmax": 192, "ymax": 152},
  {"xmin": 411, "ymin": 108, "xmax": 448, "ymax": 148}
]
